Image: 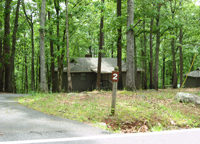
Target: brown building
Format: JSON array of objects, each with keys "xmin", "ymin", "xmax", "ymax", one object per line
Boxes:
[
  {"xmin": 55, "ymin": 58, "xmax": 144, "ymax": 92},
  {"xmin": 184, "ymin": 67, "xmax": 200, "ymax": 88}
]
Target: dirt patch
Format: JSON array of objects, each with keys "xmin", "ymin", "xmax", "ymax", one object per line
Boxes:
[{"xmin": 103, "ymin": 118, "xmax": 149, "ymax": 133}]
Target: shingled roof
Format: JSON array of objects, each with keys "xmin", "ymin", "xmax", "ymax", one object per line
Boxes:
[
  {"xmin": 55, "ymin": 58, "xmax": 144, "ymax": 73},
  {"xmin": 184, "ymin": 67, "xmax": 200, "ymax": 77}
]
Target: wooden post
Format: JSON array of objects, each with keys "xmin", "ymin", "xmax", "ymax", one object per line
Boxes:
[{"xmin": 111, "ymin": 66, "xmax": 119, "ymax": 116}]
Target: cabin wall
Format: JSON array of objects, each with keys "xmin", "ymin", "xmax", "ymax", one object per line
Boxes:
[
  {"xmin": 55, "ymin": 71, "xmax": 142, "ymax": 92},
  {"xmin": 185, "ymin": 77, "xmax": 200, "ymax": 88},
  {"xmin": 71, "ymin": 73, "xmax": 96, "ymax": 91},
  {"xmin": 55, "ymin": 72, "xmax": 96, "ymax": 92}
]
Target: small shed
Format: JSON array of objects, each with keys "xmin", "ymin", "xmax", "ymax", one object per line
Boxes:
[
  {"xmin": 184, "ymin": 67, "xmax": 200, "ymax": 88},
  {"xmin": 55, "ymin": 57, "xmax": 144, "ymax": 92}
]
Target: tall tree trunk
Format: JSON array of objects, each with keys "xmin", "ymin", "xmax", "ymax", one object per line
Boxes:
[
  {"xmin": 22, "ymin": 61, "xmax": 24, "ymax": 92},
  {"xmin": 149, "ymin": 18, "xmax": 154, "ymax": 89},
  {"xmin": 126, "ymin": 0, "xmax": 136, "ymax": 90},
  {"xmin": 179, "ymin": 28, "xmax": 183, "ymax": 87},
  {"xmin": 46, "ymin": 61, "xmax": 50, "ymax": 90},
  {"xmin": 143, "ymin": 19, "xmax": 147, "ymax": 89},
  {"xmin": 54, "ymin": 0, "xmax": 64, "ymax": 92},
  {"xmin": 25, "ymin": 54, "xmax": 28, "ymax": 93},
  {"xmin": 48, "ymin": 11, "xmax": 56, "ymax": 92},
  {"xmin": 141, "ymin": 36, "xmax": 144, "ymax": 88},
  {"xmin": 89, "ymin": 46, "xmax": 92, "ymax": 55},
  {"xmin": 153, "ymin": 4, "xmax": 161, "ymax": 90},
  {"xmin": 170, "ymin": 1, "xmax": 177, "ymax": 89},
  {"xmin": 58, "ymin": 30, "xmax": 66, "ymax": 91},
  {"xmin": 10, "ymin": 0, "xmax": 21, "ymax": 93},
  {"xmin": 171, "ymin": 37, "xmax": 177, "ymax": 88},
  {"xmin": 23, "ymin": 33, "xmax": 28, "ymax": 93},
  {"xmin": 0, "ymin": 40, "xmax": 3, "ymax": 92},
  {"xmin": 0, "ymin": 45, "xmax": 3, "ymax": 92},
  {"xmin": 179, "ymin": 1, "xmax": 183, "ymax": 87},
  {"xmin": 111, "ymin": 42, "xmax": 114, "ymax": 58},
  {"xmin": 54, "ymin": 0, "xmax": 63, "ymax": 92},
  {"xmin": 162, "ymin": 48, "xmax": 165, "ymax": 89},
  {"xmin": 30, "ymin": 22, "xmax": 35, "ymax": 91},
  {"xmin": 36, "ymin": 51, "xmax": 40, "ymax": 91},
  {"xmin": 3, "ymin": 0, "xmax": 12, "ymax": 92},
  {"xmin": 96, "ymin": 0, "xmax": 104, "ymax": 90},
  {"xmin": 0, "ymin": 3, "xmax": 3, "ymax": 92},
  {"xmin": 134, "ymin": 36, "xmax": 137, "ymax": 86},
  {"xmin": 13, "ymin": 74, "xmax": 16, "ymax": 93},
  {"xmin": 22, "ymin": 0, "xmax": 35, "ymax": 91},
  {"xmin": 66, "ymin": 0, "xmax": 72, "ymax": 91},
  {"xmin": 117, "ymin": 0, "xmax": 123, "ymax": 89},
  {"xmin": 39, "ymin": 0, "xmax": 48, "ymax": 92}
]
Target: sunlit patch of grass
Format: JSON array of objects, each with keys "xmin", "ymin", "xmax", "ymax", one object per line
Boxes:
[
  {"xmin": 17, "ymin": 89, "xmax": 200, "ymax": 133},
  {"xmin": 118, "ymin": 90, "xmax": 134, "ymax": 95},
  {"xmin": 151, "ymin": 125, "xmax": 163, "ymax": 132}
]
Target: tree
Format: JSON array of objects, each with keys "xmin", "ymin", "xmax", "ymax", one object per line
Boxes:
[
  {"xmin": 179, "ymin": 1, "xmax": 183, "ymax": 87},
  {"xmin": 142, "ymin": 19, "xmax": 147, "ymax": 89},
  {"xmin": 54, "ymin": 0, "xmax": 64, "ymax": 92},
  {"xmin": 10, "ymin": 0, "xmax": 21, "ymax": 92},
  {"xmin": 117, "ymin": 0, "xmax": 123, "ymax": 89},
  {"xmin": 170, "ymin": 0, "xmax": 177, "ymax": 88},
  {"xmin": 0, "ymin": 0, "xmax": 199, "ymax": 93},
  {"xmin": 22, "ymin": 0, "xmax": 35, "ymax": 91},
  {"xmin": 39, "ymin": 0, "xmax": 48, "ymax": 92},
  {"xmin": 24, "ymin": 35, "xmax": 28, "ymax": 93},
  {"xmin": 179, "ymin": 22, "xmax": 183, "ymax": 87},
  {"xmin": 126, "ymin": 0, "xmax": 136, "ymax": 90},
  {"xmin": 0, "ymin": 0, "xmax": 3, "ymax": 92},
  {"xmin": 162, "ymin": 40, "xmax": 166, "ymax": 89},
  {"xmin": 149, "ymin": 18, "xmax": 154, "ymax": 89},
  {"xmin": 3, "ymin": 0, "xmax": 12, "ymax": 92},
  {"xmin": 66, "ymin": 0, "xmax": 72, "ymax": 92},
  {"xmin": 48, "ymin": 11, "xmax": 56, "ymax": 92},
  {"xmin": 96, "ymin": 0, "xmax": 104, "ymax": 90},
  {"xmin": 153, "ymin": 3, "xmax": 162, "ymax": 90}
]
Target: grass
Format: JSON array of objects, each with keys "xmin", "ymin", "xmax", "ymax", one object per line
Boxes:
[{"xmin": 17, "ymin": 88, "xmax": 200, "ymax": 133}]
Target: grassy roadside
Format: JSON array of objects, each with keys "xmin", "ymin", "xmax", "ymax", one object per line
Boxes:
[{"xmin": 17, "ymin": 88, "xmax": 200, "ymax": 133}]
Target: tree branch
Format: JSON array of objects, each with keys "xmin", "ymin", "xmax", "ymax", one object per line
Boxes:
[
  {"xmin": 72, "ymin": 0, "xmax": 83, "ymax": 9},
  {"xmin": 132, "ymin": 19, "xmax": 142, "ymax": 29},
  {"xmin": 22, "ymin": 0, "xmax": 32, "ymax": 26}
]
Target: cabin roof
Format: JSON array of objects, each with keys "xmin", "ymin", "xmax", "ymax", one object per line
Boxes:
[
  {"xmin": 184, "ymin": 67, "xmax": 200, "ymax": 77},
  {"xmin": 55, "ymin": 58, "xmax": 144, "ymax": 73}
]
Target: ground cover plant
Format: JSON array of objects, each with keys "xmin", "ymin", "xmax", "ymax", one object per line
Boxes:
[{"xmin": 18, "ymin": 88, "xmax": 200, "ymax": 133}]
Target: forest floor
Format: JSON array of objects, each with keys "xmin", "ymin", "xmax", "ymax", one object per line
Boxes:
[{"xmin": 17, "ymin": 88, "xmax": 200, "ymax": 133}]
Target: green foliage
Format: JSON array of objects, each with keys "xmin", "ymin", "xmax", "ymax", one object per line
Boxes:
[{"xmin": 1, "ymin": 0, "xmax": 200, "ymax": 92}]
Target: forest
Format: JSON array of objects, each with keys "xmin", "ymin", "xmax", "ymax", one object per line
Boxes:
[{"xmin": 0, "ymin": 0, "xmax": 200, "ymax": 93}]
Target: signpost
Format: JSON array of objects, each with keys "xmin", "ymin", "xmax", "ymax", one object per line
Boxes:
[{"xmin": 111, "ymin": 66, "xmax": 119, "ymax": 116}]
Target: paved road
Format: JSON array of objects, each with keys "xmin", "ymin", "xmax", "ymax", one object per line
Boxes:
[
  {"xmin": 0, "ymin": 94, "xmax": 200, "ymax": 144},
  {"xmin": 0, "ymin": 94, "xmax": 110, "ymax": 143},
  {"xmin": 1, "ymin": 128, "xmax": 200, "ymax": 144}
]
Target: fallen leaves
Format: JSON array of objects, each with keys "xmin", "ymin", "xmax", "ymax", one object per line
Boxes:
[
  {"xmin": 138, "ymin": 125, "xmax": 149, "ymax": 133},
  {"xmin": 103, "ymin": 118, "xmax": 150, "ymax": 133}
]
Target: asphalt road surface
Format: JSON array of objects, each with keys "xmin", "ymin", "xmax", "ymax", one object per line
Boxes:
[
  {"xmin": 0, "ymin": 94, "xmax": 200, "ymax": 144},
  {"xmin": 0, "ymin": 94, "xmax": 110, "ymax": 143}
]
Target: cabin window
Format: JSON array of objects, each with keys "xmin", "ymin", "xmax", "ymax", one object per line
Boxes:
[{"xmin": 81, "ymin": 73, "xmax": 87, "ymax": 80}]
